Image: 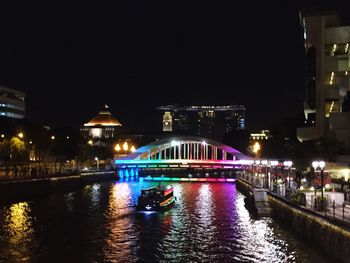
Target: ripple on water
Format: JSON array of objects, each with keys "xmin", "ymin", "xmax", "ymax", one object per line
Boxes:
[{"xmin": 0, "ymin": 181, "xmax": 333, "ymax": 263}]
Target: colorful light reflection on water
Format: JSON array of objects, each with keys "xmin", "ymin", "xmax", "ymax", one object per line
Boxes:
[{"xmin": 0, "ymin": 181, "xmax": 331, "ymax": 262}]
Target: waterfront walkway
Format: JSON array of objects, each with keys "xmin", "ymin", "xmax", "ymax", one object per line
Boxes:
[{"xmin": 236, "ymin": 172, "xmax": 350, "ymax": 227}]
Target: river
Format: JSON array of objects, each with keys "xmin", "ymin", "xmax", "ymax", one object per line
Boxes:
[{"xmin": 0, "ymin": 181, "xmax": 330, "ymax": 262}]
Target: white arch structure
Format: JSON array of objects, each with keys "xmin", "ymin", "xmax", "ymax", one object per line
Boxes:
[{"xmin": 114, "ymin": 136, "xmax": 250, "ymax": 169}]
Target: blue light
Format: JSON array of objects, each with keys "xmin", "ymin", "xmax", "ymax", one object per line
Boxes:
[{"xmin": 140, "ymin": 211, "xmax": 156, "ymax": 214}]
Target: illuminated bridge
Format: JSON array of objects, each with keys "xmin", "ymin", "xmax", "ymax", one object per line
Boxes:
[{"xmin": 114, "ymin": 136, "xmax": 251, "ymax": 182}]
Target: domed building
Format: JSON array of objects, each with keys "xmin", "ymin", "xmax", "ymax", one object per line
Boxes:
[{"xmin": 81, "ymin": 105, "xmax": 122, "ymax": 139}]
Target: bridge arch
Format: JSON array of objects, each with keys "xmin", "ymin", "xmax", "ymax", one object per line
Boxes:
[{"xmin": 115, "ymin": 136, "xmax": 249, "ymax": 162}]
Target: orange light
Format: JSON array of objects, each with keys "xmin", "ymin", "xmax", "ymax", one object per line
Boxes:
[
  {"xmin": 123, "ymin": 142, "xmax": 128, "ymax": 151},
  {"xmin": 114, "ymin": 144, "xmax": 121, "ymax": 152},
  {"xmin": 130, "ymin": 145, "xmax": 136, "ymax": 152}
]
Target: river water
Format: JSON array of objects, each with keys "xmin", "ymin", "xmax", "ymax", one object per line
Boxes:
[{"xmin": 0, "ymin": 181, "xmax": 330, "ymax": 262}]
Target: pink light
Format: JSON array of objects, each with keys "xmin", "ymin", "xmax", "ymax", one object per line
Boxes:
[{"xmin": 164, "ymin": 188, "xmax": 173, "ymax": 196}]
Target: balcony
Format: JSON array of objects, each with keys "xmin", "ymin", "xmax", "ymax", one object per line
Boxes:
[
  {"xmin": 325, "ymin": 26, "xmax": 350, "ymax": 44},
  {"xmin": 297, "ymin": 126, "xmax": 320, "ymax": 142}
]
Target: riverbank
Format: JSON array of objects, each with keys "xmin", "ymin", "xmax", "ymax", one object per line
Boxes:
[
  {"xmin": 236, "ymin": 177, "xmax": 350, "ymax": 262},
  {"xmin": 0, "ymin": 171, "xmax": 117, "ymax": 204}
]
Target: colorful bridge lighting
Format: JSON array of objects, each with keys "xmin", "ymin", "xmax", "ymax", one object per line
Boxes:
[{"xmin": 141, "ymin": 176, "xmax": 235, "ymax": 183}]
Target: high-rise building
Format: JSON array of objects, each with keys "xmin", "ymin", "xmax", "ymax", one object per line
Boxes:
[
  {"xmin": 225, "ymin": 110, "xmax": 245, "ymax": 132},
  {"xmin": 162, "ymin": 111, "xmax": 172, "ymax": 132},
  {"xmin": 297, "ymin": 10, "xmax": 350, "ymax": 152},
  {"xmin": 0, "ymin": 86, "xmax": 25, "ymax": 119},
  {"xmin": 157, "ymin": 105, "xmax": 246, "ymax": 140}
]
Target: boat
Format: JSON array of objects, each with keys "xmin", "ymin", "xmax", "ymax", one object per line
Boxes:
[{"xmin": 137, "ymin": 184, "xmax": 175, "ymax": 211}]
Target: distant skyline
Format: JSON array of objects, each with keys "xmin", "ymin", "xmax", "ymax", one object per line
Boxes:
[{"xmin": 0, "ymin": 1, "xmax": 349, "ymax": 131}]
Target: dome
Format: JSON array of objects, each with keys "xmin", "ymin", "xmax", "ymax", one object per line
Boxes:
[{"xmin": 84, "ymin": 105, "xmax": 122, "ymax": 127}]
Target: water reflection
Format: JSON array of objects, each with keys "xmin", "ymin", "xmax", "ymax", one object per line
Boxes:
[
  {"xmin": 90, "ymin": 184, "xmax": 101, "ymax": 208},
  {"xmin": 193, "ymin": 184, "xmax": 216, "ymax": 260},
  {"xmin": 103, "ymin": 182, "xmax": 137, "ymax": 262},
  {"xmin": 0, "ymin": 181, "xmax": 331, "ymax": 263},
  {"xmin": 0, "ymin": 202, "xmax": 36, "ymax": 261}
]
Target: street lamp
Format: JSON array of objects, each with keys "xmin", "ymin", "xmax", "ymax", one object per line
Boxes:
[
  {"xmin": 123, "ymin": 142, "xmax": 129, "ymax": 151},
  {"xmin": 261, "ymin": 160, "xmax": 268, "ymax": 188},
  {"xmin": 254, "ymin": 160, "xmax": 261, "ymax": 186},
  {"xmin": 270, "ymin": 160, "xmax": 279, "ymax": 192},
  {"xmin": 252, "ymin": 142, "xmax": 261, "ymax": 158},
  {"xmin": 283, "ymin": 161, "xmax": 293, "ymax": 188},
  {"xmin": 114, "ymin": 144, "xmax": 121, "ymax": 152},
  {"xmin": 94, "ymin": 157, "xmax": 99, "ymax": 171},
  {"xmin": 312, "ymin": 160, "xmax": 326, "ymax": 199},
  {"xmin": 10, "ymin": 132, "xmax": 24, "ymax": 164}
]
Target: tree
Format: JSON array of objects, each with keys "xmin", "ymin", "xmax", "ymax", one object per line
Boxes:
[{"xmin": 10, "ymin": 137, "xmax": 27, "ymax": 163}]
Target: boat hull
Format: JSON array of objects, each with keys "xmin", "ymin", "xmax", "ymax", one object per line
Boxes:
[{"xmin": 136, "ymin": 198, "xmax": 175, "ymax": 212}]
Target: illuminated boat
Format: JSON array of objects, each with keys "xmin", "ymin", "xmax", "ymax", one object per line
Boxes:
[{"xmin": 137, "ymin": 185, "xmax": 175, "ymax": 211}]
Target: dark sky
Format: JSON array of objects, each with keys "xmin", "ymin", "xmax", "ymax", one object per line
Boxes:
[{"xmin": 0, "ymin": 1, "xmax": 348, "ymax": 131}]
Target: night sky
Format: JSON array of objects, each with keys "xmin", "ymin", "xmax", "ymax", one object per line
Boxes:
[{"xmin": 0, "ymin": 1, "xmax": 349, "ymax": 131}]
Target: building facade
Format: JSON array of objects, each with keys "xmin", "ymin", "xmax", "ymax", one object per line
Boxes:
[
  {"xmin": 0, "ymin": 86, "xmax": 25, "ymax": 119},
  {"xmin": 162, "ymin": 111, "xmax": 172, "ymax": 132},
  {"xmin": 297, "ymin": 10, "xmax": 350, "ymax": 152},
  {"xmin": 157, "ymin": 105, "xmax": 246, "ymax": 140},
  {"xmin": 81, "ymin": 105, "xmax": 122, "ymax": 139}
]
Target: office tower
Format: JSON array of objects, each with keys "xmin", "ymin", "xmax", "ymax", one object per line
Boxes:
[{"xmin": 0, "ymin": 86, "xmax": 25, "ymax": 119}]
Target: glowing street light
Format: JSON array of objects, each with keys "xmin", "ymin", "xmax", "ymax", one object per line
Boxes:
[
  {"xmin": 123, "ymin": 142, "xmax": 129, "ymax": 151},
  {"xmin": 283, "ymin": 161, "xmax": 293, "ymax": 188},
  {"xmin": 261, "ymin": 160, "xmax": 268, "ymax": 188},
  {"xmin": 88, "ymin": 140, "xmax": 93, "ymax": 145},
  {"xmin": 51, "ymin": 135, "xmax": 55, "ymax": 140},
  {"xmin": 94, "ymin": 157, "xmax": 99, "ymax": 171},
  {"xmin": 312, "ymin": 160, "xmax": 326, "ymax": 200},
  {"xmin": 114, "ymin": 144, "xmax": 121, "ymax": 152},
  {"xmin": 17, "ymin": 132, "xmax": 24, "ymax": 139},
  {"xmin": 270, "ymin": 160, "xmax": 279, "ymax": 191},
  {"xmin": 252, "ymin": 142, "xmax": 261, "ymax": 158}
]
